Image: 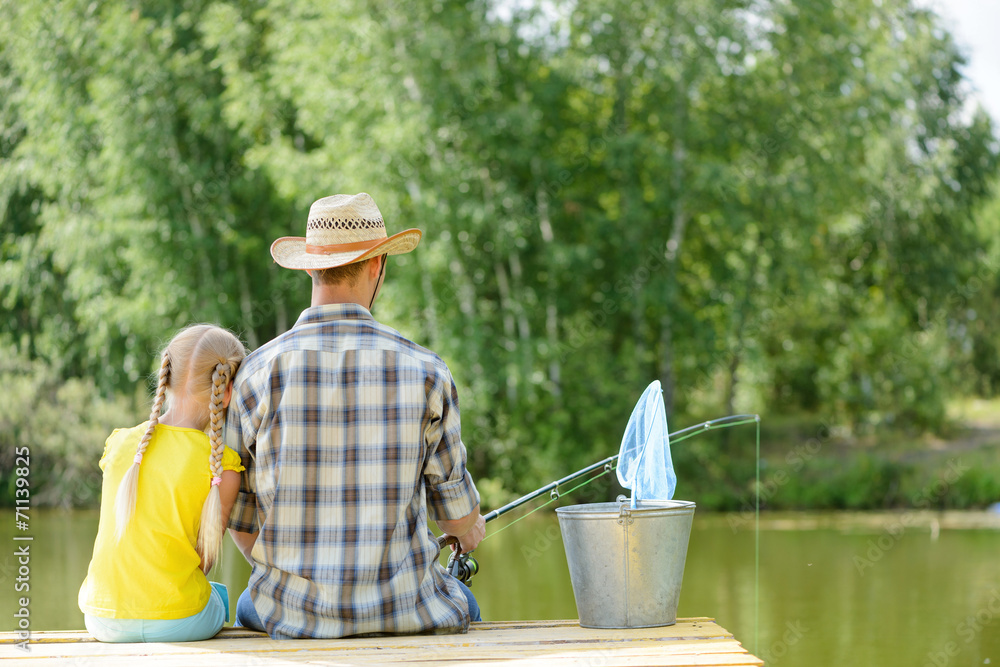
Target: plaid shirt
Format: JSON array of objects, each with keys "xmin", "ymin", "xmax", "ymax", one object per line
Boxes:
[{"xmin": 226, "ymin": 303, "xmax": 480, "ymax": 639}]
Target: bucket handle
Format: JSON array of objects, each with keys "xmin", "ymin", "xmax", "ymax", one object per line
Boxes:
[{"xmin": 616, "ymin": 496, "xmax": 634, "ymax": 525}]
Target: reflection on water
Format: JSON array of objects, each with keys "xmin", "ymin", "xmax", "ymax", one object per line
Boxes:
[
  {"xmin": 4, "ymin": 508, "xmax": 1000, "ymax": 666},
  {"xmin": 686, "ymin": 513, "xmax": 1000, "ymax": 666}
]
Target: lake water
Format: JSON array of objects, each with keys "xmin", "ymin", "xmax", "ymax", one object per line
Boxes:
[{"xmin": 4, "ymin": 508, "xmax": 1000, "ymax": 666}]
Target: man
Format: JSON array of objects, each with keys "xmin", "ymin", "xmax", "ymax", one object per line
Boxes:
[{"xmin": 226, "ymin": 193, "xmax": 485, "ymax": 639}]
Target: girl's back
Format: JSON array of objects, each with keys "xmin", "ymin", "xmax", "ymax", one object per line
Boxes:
[
  {"xmin": 80, "ymin": 422, "xmax": 243, "ymax": 619},
  {"xmin": 78, "ymin": 324, "xmax": 247, "ymax": 642}
]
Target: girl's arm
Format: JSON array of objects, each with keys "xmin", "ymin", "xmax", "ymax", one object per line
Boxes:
[
  {"xmin": 198, "ymin": 470, "xmax": 243, "ymax": 573},
  {"xmin": 220, "ymin": 469, "xmax": 258, "ymax": 563},
  {"xmin": 219, "ymin": 469, "xmax": 240, "ymax": 530}
]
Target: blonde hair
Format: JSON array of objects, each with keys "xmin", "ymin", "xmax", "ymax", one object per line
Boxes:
[{"xmin": 113, "ymin": 324, "xmax": 247, "ymax": 572}]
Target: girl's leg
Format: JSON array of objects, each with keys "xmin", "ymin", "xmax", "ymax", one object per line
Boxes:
[
  {"xmin": 84, "ymin": 614, "xmax": 145, "ymax": 643},
  {"xmin": 84, "ymin": 584, "xmax": 228, "ymax": 643},
  {"xmin": 210, "ymin": 581, "xmax": 230, "ymax": 622},
  {"xmin": 139, "ymin": 583, "xmax": 228, "ymax": 642},
  {"xmin": 234, "ymin": 587, "xmax": 266, "ymax": 632},
  {"xmin": 84, "ymin": 594, "xmax": 223, "ymax": 642}
]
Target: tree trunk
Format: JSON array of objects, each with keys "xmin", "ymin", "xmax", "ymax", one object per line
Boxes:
[
  {"xmin": 494, "ymin": 260, "xmax": 518, "ymax": 403},
  {"xmin": 532, "ymin": 158, "xmax": 561, "ymax": 396},
  {"xmin": 724, "ymin": 352, "xmax": 740, "ymax": 416},
  {"xmin": 236, "ymin": 262, "xmax": 259, "ymax": 349},
  {"xmin": 272, "ymin": 263, "xmax": 289, "ymax": 335}
]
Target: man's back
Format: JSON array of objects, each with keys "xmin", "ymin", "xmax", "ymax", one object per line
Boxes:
[{"xmin": 226, "ymin": 303, "xmax": 479, "ymax": 639}]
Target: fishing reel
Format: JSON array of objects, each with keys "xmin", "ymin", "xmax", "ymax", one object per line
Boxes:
[
  {"xmin": 438, "ymin": 534, "xmax": 480, "ymax": 586},
  {"xmin": 446, "ymin": 549, "xmax": 479, "ymax": 586}
]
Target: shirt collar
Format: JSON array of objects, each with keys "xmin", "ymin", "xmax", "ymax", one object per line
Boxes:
[{"xmin": 294, "ymin": 302, "xmax": 375, "ymax": 328}]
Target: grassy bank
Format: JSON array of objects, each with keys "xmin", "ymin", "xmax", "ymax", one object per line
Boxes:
[{"xmin": 668, "ymin": 400, "xmax": 1000, "ymax": 512}]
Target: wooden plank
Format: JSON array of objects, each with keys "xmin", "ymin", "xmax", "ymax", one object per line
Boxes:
[
  {"xmin": 0, "ymin": 654, "xmax": 763, "ymax": 667},
  {"xmin": 3, "ymin": 638, "xmax": 752, "ymax": 660},
  {"xmin": 0, "ymin": 618, "xmax": 733, "ymax": 647},
  {"xmin": 173, "ymin": 639, "xmax": 751, "ymax": 659},
  {"xmin": 0, "ymin": 650, "xmax": 763, "ymax": 667},
  {"xmin": 0, "ymin": 618, "xmax": 762, "ymax": 667},
  {"xmin": 0, "ymin": 618, "xmax": 727, "ymax": 644},
  {"xmin": 0, "ymin": 648, "xmax": 763, "ymax": 667},
  {"xmin": 0, "ymin": 623, "xmax": 739, "ymax": 653}
]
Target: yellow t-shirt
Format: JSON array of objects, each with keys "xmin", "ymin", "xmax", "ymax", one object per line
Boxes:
[{"xmin": 78, "ymin": 422, "xmax": 244, "ymax": 619}]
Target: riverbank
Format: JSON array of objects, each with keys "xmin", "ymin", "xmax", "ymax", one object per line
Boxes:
[
  {"xmin": 672, "ymin": 401, "xmax": 1000, "ymax": 512},
  {"xmin": 706, "ymin": 444, "xmax": 1000, "ymax": 512},
  {"xmin": 5, "ymin": 400, "xmax": 1000, "ymax": 512}
]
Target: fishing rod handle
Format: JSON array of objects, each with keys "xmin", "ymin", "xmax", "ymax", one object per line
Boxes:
[{"xmin": 437, "ymin": 534, "xmax": 459, "ymax": 550}]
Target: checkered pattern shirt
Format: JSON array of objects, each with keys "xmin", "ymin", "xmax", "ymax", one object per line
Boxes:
[{"xmin": 226, "ymin": 303, "xmax": 480, "ymax": 639}]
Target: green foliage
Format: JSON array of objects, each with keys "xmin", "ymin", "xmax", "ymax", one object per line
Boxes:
[
  {"xmin": 2, "ymin": 0, "xmax": 1000, "ymax": 507},
  {"xmin": 0, "ymin": 345, "xmax": 142, "ymax": 507},
  {"xmin": 815, "ymin": 302, "xmax": 953, "ymax": 432}
]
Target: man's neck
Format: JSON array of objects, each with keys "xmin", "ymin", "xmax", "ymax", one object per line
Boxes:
[
  {"xmin": 311, "ymin": 285, "xmax": 367, "ymax": 309},
  {"xmin": 308, "ymin": 258, "xmax": 382, "ymax": 310}
]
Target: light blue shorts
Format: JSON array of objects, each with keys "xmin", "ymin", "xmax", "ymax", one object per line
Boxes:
[{"xmin": 85, "ymin": 582, "xmax": 229, "ymax": 643}]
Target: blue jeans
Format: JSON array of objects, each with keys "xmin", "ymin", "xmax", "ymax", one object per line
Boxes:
[
  {"xmin": 235, "ymin": 585, "xmax": 266, "ymax": 632},
  {"xmin": 85, "ymin": 582, "xmax": 229, "ymax": 643},
  {"xmin": 234, "ymin": 578, "xmax": 481, "ymax": 632},
  {"xmin": 461, "ymin": 580, "xmax": 482, "ymax": 622}
]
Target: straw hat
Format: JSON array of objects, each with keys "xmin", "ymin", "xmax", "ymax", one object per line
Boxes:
[{"xmin": 270, "ymin": 193, "xmax": 421, "ymax": 270}]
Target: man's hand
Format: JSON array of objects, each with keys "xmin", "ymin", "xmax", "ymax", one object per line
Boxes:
[
  {"xmin": 455, "ymin": 514, "xmax": 485, "ymax": 554},
  {"xmin": 437, "ymin": 504, "xmax": 485, "ymax": 553}
]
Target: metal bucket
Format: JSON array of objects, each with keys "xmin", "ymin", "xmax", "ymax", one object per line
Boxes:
[{"xmin": 555, "ymin": 499, "xmax": 695, "ymax": 629}]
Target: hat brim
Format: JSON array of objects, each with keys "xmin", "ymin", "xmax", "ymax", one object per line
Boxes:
[{"xmin": 270, "ymin": 229, "xmax": 422, "ymax": 270}]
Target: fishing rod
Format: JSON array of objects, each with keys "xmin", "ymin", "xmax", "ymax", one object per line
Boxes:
[{"xmin": 441, "ymin": 413, "xmax": 760, "ymax": 584}]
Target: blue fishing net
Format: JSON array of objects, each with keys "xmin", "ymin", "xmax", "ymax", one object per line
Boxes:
[{"xmin": 616, "ymin": 380, "xmax": 676, "ymax": 508}]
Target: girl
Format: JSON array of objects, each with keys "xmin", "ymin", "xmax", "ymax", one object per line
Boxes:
[{"xmin": 78, "ymin": 324, "xmax": 247, "ymax": 642}]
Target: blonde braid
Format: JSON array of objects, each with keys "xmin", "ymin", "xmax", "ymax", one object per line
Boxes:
[
  {"xmin": 114, "ymin": 350, "xmax": 170, "ymax": 542},
  {"xmin": 196, "ymin": 360, "xmax": 233, "ymax": 572}
]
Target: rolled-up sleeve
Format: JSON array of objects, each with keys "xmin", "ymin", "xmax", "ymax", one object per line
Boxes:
[{"xmin": 424, "ymin": 372, "xmax": 479, "ymax": 521}]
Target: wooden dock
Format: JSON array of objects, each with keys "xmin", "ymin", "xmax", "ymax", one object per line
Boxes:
[{"xmin": 0, "ymin": 618, "xmax": 761, "ymax": 666}]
